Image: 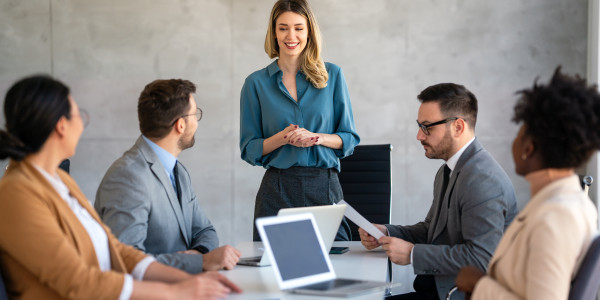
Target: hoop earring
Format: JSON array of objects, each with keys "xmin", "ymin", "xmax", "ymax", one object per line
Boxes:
[{"xmin": 521, "ymin": 154, "xmax": 527, "ymax": 161}]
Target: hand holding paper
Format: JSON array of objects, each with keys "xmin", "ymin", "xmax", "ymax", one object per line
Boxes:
[{"xmin": 338, "ymin": 200, "xmax": 385, "ymax": 239}]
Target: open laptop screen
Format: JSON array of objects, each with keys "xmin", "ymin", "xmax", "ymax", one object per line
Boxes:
[{"xmin": 263, "ymin": 219, "xmax": 330, "ymax": 280}]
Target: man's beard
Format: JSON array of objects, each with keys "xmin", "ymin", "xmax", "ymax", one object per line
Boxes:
[
  {"xmin": 422, "ymin": 128, "xmax": 453, "ymax": 161},
  {"xmin": 178, "ymin": 134, "xmax": 195, "ymax": 150}
]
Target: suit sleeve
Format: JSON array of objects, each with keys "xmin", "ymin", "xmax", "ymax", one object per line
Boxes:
[
  {"xmin": 412, "ymin": 171, "xmax": 511, "ymax": 275},
  {"xmin": 95, "ymin": 164, "xmax": 153, "ymax": 254},
  {"xmin": 188, "ymin": 189, "xmax": 218, "ymax": 253},
  {"xmin": 0, "ymin": 182, "xmax": 126, "ymax": 300},
  {"xmin": 472, "ymin": 203, "xmax": 583, "ymax": 300},
  {"xmin": 385, "ymin": 203, "xmax": 432, "ymax": 244}
]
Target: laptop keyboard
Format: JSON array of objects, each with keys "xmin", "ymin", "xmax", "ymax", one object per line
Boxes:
[{"xmin": 302, "ymin": 279, "xmax": 362, "ymax": 291}]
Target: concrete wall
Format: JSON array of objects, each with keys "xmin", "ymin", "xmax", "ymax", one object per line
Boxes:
[{"xmin": 0, "ymin": 0, "xmax": 587, "ymax": 248}]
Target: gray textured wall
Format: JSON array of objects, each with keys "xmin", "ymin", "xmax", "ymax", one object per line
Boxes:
[{"xmin": 0, "ymin": 0, "xmax": 587, "ymax": 250}]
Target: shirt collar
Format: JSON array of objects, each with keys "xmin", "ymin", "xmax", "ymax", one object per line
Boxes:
[
  {"xmin": 32, "ymin": 164, "xmax": 70, "ymax": 200},
  {"xmin": 267, "ymin": 60, "xmax": 281, "ymax": 77},
  {"xmin": 142, "ymin": 135, "xmax": 177, "ymax": 174},
  {"xmin": 446, "ymin": 137, "xmax": 475, "ymax": 172}
]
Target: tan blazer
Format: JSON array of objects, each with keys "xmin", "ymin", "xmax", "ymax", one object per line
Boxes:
[
  {"xmin": 472, "ymin": 175, "xmax": 597, "ymax": 300},
  {"xmin": 0, "ymin": 159, "xmax": 148, "ymax": 300}
]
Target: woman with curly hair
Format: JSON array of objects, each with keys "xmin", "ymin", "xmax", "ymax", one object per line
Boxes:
[
  {"xmin": 239, "ymin": 0, "xmax": 360, "ymax": 241},
  {"xmin": 454, "ymin": 68, "xmax": 600, "ymax": 299}
]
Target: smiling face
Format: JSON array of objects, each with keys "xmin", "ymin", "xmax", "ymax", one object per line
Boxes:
[
  {"xmin": 416, "ymin": 101, "xmax": 456, "ymax": 161},
  {"xmin": 275, "ymin": 11, "xmax": 309, "ymax": 59}
]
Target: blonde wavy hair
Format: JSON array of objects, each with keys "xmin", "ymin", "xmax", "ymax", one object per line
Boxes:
[{"xmin": 264, "ymin": 0, "xmax": 328, "ymax": 89}]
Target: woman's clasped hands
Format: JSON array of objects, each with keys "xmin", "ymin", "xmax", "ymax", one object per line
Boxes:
[{"xmin": 281, "ymin": 124, "xmax": 321, "ymax": 147}]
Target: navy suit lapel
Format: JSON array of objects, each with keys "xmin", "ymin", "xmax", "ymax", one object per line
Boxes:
[{"xmin": 137, "ymin": 137, "xmax": 191, "ymax": 246}]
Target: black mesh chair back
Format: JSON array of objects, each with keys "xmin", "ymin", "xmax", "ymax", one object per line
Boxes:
[
  {"xmin": 338, "ymin": 144, "xmax": 392, "ymax": 241},
  {"xmin": 569, "ymin": 234, "xmax": 600, "ymax": 300},
  {"xmin": 0, "ymin": 267, "xmax": 8, "ymax": 300}
]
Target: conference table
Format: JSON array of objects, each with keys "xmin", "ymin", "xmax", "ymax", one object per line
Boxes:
[{"xmin": 221, "ymin": 241, "xmax": 404, "ymax": 300}]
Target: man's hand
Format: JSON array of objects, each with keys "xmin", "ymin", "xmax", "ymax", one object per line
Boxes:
[
  {"xmin": 202, "ymin": 245, "xmax": 242, "ymax": 271},
  {"xmin": 171, "ymin": 271, "xmax": 242, "ymax": 300},
  {"xmin": 455, "ymin": 266, "xmax": 485, "ymax": 295},
  {"xmin": 378, "ymin": 236, "xmax": 414, "ymax": 265},
  {"xmin": 358, "ymin": 224, "xmax": 388, "ymax": 250}
]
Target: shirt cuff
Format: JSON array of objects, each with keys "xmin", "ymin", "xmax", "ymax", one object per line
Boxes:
[
  {"xmin": 410, "ymin": 246, "xmax": 413, "ymax": 265},
  {"xmin": 132, "ymin": 256, "xmax": 157, "ymax": 280},
  {"xmin": 119, "ymin": 274, "xmax": 133, "ymax": 300}
]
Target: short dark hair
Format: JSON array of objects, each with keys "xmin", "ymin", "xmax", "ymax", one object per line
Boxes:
[
  {"xmin": 138, "ymin": 79, "xmax": 196, "ymax": 139},
  {"xmin": 417, "ymin": 83, "xmax": 478, "ymax": 129},
  {"xmin": 513, "ymin": 67, "xmax": 600, "ymax": 169},
  {"xmin": 0, "ymin": 75, "xmax": 71, "ymax": 161}
]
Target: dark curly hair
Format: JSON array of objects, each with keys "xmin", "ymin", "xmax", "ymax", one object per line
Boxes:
[
  {"xmin": 513, "ymin": 67, "xmax": 600, "ymax": 169},
  {"xmin": 0, "ymin": 75, "xmax": 71, "ymax": 161},
  {"xmin": 138, "ymin": 79, "xmax": 196, "ymax": 139}
]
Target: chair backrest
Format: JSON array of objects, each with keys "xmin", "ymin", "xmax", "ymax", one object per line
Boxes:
[
  {"xmin": 569, "ymin": 234, "xmax": 600, "ymax": 300},
  {"xmin": 338, "ymin": 144, "xmax": 392, "ymax": 241},
  {"xmin": 0, "ymin": 266, "xmax": 8, "ymax": 300},
  {"xmin": 58, "ymin": 159, "xmax": 70, "ymax": 174},
  {"xmin": 578, "ymin": 175, "xmax": 593, "ymax": 196}
]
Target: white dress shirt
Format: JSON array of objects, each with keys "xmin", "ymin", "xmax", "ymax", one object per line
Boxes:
[{"xmin": 34, "ymin": 164, "xmax": 155, "ymax": 300}]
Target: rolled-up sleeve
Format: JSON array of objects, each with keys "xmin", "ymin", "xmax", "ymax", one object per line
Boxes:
[
  {"xmin": 240, "ymin": 76, "xmax": 266, "ymax": 166},
  {"xmin": 331, "ymin": 67, "xmax": 360, "ymax": 158}
]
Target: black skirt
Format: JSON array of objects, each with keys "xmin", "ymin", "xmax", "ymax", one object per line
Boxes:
[{"xmin": 253, "ymin": 166, "xmax": 352, "ymax": 241}]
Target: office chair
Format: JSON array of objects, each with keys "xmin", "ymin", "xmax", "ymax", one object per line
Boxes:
[
  {"xmin": 580, "ymin": 175, "xmax": 593, "ymax": 195},
  {"xmin": 569, "ymin": 234, "xmax": 600, "ymax": 300},
  {"xmin": 59, "ymin": 159, "xmax": 70, "ymax": 174},
  {"xmin": 0, "ymin": 267, "xmax": 8, "ymax": 300},
  {"xmin": 338, "ymin": 144, "xmax": 392, "ymax": 241}
]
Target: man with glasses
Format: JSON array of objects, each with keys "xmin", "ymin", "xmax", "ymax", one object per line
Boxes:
[
  {"xmin": 95, "ymin": 79, "xmax": 241, "ymax": 274},
  {"xmin": 359, "ymin": 83, "xmax": 517, "ymax": 300}
]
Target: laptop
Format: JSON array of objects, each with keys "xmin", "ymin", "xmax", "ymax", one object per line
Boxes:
[
  {"xmin": 256, "ymin": 213, "xmax": 388, "ymax": 297},
  {"xmin": 237, "ymin": 204, "xmax": 346, "ymax": 267}
]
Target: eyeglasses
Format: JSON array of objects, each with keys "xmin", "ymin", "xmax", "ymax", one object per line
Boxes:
[
  {"xmin": 75, "ymin": 109, "xmax": 90, "ymax": 128},
  {"xmin": 170, "ymin": 108, "xmax": 203, "ymax": 126},
  {"xmin": 416, "ymin": 117, "xmax": 459, "ymax": 136}
]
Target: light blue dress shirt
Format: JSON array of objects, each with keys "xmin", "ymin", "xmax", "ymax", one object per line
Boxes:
[
  {"xmin": 240, "ymin": 60, "xmax": 360, "ymax": 172},
  {"xmin": 142, "ymin": 136, "xmax": 177, "ymax": 191}
]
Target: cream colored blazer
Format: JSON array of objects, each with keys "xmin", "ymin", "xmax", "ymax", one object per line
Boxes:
[{"xmin": 472, "ymin": 175, "xmax": 597, "ymax": 300}]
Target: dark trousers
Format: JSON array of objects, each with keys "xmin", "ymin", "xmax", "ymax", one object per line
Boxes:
[
  {"xmin": 252, "ymin": 166, "xmax": 352, "ymax": 241},
  {"xmin": 387, "ymin": 275, "xmax": 438, "ymax": 300}
]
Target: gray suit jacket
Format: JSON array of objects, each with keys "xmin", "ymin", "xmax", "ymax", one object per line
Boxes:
[
  {"xmin": 95, "ymin": 136, "xmax": 218, "ymax": 274},
  {"xmin": 386, "ymin": 138, "xmax": 517, "ymax": 300}
]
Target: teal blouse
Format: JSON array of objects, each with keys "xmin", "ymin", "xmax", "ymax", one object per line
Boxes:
[{"xmin": 240, "ymin": 60, "xmax": 360, "ymax": 172}]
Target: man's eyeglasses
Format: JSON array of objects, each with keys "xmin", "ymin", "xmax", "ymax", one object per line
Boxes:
[
  {"xmin": 170, "ymin": 108, "xmax": 203, "ymax": 126},
  {"xmin": 416, "ymin": 117, "xmax": 459, "ymax": 136}
]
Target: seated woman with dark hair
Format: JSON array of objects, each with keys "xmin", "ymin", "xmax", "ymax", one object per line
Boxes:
[
  {"xmin": 0, "ymin": 75, "xmax": 241, "ymax": 300},
  {"xmin": 454, "ymin": 68, "xmax": 600, "ymax": 299}
]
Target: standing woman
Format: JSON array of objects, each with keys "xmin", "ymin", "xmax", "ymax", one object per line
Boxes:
[
  {"xmin": 0, "ymin": 75, "xmax": 241, "ymax": 300},
  {"xmin": 240, "ymin": 0, "xmax": 360, "ymax": 241}
]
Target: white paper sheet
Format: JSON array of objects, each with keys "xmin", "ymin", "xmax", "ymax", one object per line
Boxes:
[{"xmin": 337, "ymin": 200, "xmax": 385, "ymax": 239}]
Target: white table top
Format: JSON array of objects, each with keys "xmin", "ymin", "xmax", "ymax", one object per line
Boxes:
[{"xmin": 220, "ymin": 241, "xmax": 398, "ymax": 300}]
